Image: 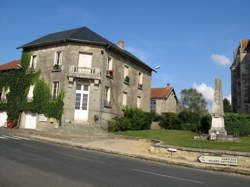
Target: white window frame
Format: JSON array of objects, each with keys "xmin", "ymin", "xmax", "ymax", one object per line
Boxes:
[
  {"xmin": 124, "ymin": 65, "xmax": 129, "ymax": 78},
  {"xmin": 30, "ymin": 55, "xmax": 37, "ymax": 69},
  {"xmin": 105, "ymin": 86, "xmax": 111, "ymax": 102},
  {"xmin": 107, "ymin": 57, "xmax": 113, "ymax": 70},
  {"xmin": 151, "ymin": 99, "xmax": 156, "ymax": 111},
  {"xmin": 52, "ymin": 81, "xmax": 59, "ymax": 100},
  {"xmin": 27, "ymin": 85, "xmax": 35, "ymax": 101},
  {"xmin": 54, "ymin": 51, "xmax": 63, "ymax": 66},
  {"xmin": 122, "ymin": 92, "xmax": 127, "ymax": 107},
  {"xmin": 137, "ymin": 96, "xmax": 141, "ymax": 108}
]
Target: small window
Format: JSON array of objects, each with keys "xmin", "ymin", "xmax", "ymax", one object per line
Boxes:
[
  {"xmin": 105, "ymin": 87, "xmax": 111, "ymax": 102},
  {"xmin": 107, "ymin": 57, "xmax": 113, "ymax": 70},
  {"xmin": 55, "ymin": 51, "xmax": 63, "ymax": 65},
  {"xmin": 30, "ymin": 55, "xmax": 37, "ymax": 69},
  {"xmin": 52, "ymin": 81, "xmax": 59, "ymax": 100},
  {"xmin": 151, "ymin": 99, "xmax": 156, "ymax": 111},
  {"xmin": 137, "ymin": 96, "xmax": 141, "ymax": 108},
  {"xmin": 27, "ymin": 85, "xmax": 35, "ymax": 101},
  {"xmin": 122, "ymin": 92, "xmax": 127, "ymax": 107},
  {"xmin": 138, "ymin": 72, "xmax": 143, "ymax": 89},
  {"xmin": 124, "ymin": 66, "xmax": 129, "ymax": 78}
]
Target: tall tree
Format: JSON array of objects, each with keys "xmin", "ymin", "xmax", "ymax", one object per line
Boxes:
[
  {"xmin": 178, "ymin": 88, "xmax": 208, "ymax": 115},
  {"xmin": 223, "ymin": 98, "xmax": 232, "ymax": 113}
]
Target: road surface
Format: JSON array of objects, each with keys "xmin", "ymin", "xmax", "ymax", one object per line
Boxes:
[{"xmin": 0, "ymin": 133, "xmax": 249, "ymax": 187}]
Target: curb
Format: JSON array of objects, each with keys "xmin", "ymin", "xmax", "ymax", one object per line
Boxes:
[{"xmin": 7, "ymin": 132, "xmax": 250, "ymax": 176}]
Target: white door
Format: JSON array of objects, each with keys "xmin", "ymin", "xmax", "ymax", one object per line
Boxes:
[
  {"xmin": 0, "ymin": 111, "xmax": 7, "ymax": 127},
  {"xmin": 74, "ymin": 83, "xmax": 89, "ymax": 121},
  {"xmin": 25, "ymin": 112, "xmax": 37, "ymax": 129}
]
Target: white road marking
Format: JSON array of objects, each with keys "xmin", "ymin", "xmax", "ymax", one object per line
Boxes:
[
  {"xmin": 132, "ymin": 168, "xmax": 204, "ymax": 185},
  {"xmin": 0, "ymin": 135, "xmax": 29, "ymax": 140}
]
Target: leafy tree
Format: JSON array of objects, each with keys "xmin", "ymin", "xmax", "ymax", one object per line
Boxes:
[
  {"xmin": 178, "ymin": 88, "xmax": 208, "ymax": 115},
  {"xmin": 223, "ymin": 98, "xmax": 231, "ymax": 113}
]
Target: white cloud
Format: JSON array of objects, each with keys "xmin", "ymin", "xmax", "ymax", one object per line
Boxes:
[
  {"xmin": 224, "ymin": 94, "xmax": 232, "ymax": 104},
  {"xmin": 193, "ymin": 83, "xmax": 214, "ymax": 101},
  {"xmin": 211, "ymin": 54, "xmax": 231, "ymax": 66}
]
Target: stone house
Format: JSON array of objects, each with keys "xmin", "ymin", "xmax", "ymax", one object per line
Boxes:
[
  {"xmin": 1, "ymin": 26, "xmax": 153, "ymax": 129},
  {"xmin": 231, "ymin": 39, "xmax": 250, "ymax": 114},
  {"xmin": 150, "ymin": 84, "xmax": 178, "ymax": 114}
]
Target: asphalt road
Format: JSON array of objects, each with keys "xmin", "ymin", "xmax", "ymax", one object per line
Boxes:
[{"xmin": 0, "ymin": 134, "xmax": 250, "ymax": 187}]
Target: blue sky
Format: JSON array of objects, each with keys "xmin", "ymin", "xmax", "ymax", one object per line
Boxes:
[{"xmin": 1, "ymin": 0, "xmax": 249, "ymax": 109}]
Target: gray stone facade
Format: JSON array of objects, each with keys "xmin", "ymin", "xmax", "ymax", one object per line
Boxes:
[
  {"xmin": 231, "ymin": 40, "xmax": 250, "ymax": 114},
  {"xmin": 25, "ymin": 41, "xmax": 152, "ymax": 127}
]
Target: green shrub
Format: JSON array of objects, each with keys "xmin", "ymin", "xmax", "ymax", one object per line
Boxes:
[
  {"xmin": 178, "ymin": 110, "xmax": 200, "ymax": 124},
  {"xmin": 200, "ymin": 114, "xmax": 212, "ymax": 133},
  {"xmin": 182, "ymin": 123, "xmax": 198, "ymax": 132},
  {"xmin": 225, "ymin": 113, "xmax": 250, "ymax": 137},
  {"xmin": 147, "ymin": 111, "xmax": 162, "ymax": 122},
  {"xmin": 160, "ymin": 112, "xmax": 181, "ymax": 129},
  {"xmin": 108, "ymin": 108, "xmax": 152, "ymax": 132}
]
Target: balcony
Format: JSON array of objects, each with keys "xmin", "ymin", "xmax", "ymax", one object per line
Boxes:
[{"xmin": 68, "ymin": 66, "xmax": 101, "ymax": 80}]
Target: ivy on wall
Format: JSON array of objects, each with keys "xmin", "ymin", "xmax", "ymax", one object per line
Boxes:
[{"xmin": 0, "ymin": 51, "xmax": 64, "ymax": 127}]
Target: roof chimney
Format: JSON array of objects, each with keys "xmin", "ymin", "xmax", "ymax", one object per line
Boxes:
[
  {"xmin": 117, "ymin": 40, "xmax": 124, "ymax": 49},
  {"xmin": 167, "ymin": 83, "xmax": 170, "ymax": 87}
]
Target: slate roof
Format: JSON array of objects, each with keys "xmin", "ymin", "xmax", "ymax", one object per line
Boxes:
[
  {"xmin": 0, "ymin": 60, "xmax": 21, "ymax": 71},
  {"xmin": 151, "ymin": 86, "xmax": 178, "ymax": 102},
  {"xmin": 17, "ymin": 26, "xmax": 154, "ymax": 72}
]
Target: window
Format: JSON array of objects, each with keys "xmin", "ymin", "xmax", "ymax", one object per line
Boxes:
[
  {"xmin": 30, "ymin": 55, "xmax": 37, "ymax": 69},
  {"xmin": 151, "ymin": 99, "xmax": 156, "ymax": 111},
  {"xmin": 137, "ymin": 96, "xmax": 141, "ymax": 108},
  {"xmin": 106, "ymin": 57, "xmax": 114, "ymax": 78},
  {"xmin": 124, "ymin": 66, "xmax": 129, "ymax": 84},
  {"xmin": 122, "ymin": 92, "xmax": 127, "ymax": 107},
  {"xmin": 54, "ymin": 51, "xmax": 63, "ymax": 65},
  {"xmin": 27, "ymin": 85, "xmax": 35, "ymax": 101},
  {"xmin": 104, "ymin": 86, "xmax": 111, "ymax": 107},
  {"xmin": 138, "ymin": 72, "xmax": 143, "ymax": 89},
  {"xmin": 52, "ymin": 81, "xmax": 59, "ymax": 100}
]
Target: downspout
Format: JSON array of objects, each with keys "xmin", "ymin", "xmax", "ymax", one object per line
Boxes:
[{"xmin": 99, "ymin": 49, "xmax": 106, "ymax": 128}]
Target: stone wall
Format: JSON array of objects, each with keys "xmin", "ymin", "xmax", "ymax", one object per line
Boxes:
[{"xmin": 155, "ymin": 91, "xmax": 177, "ymax": 114}]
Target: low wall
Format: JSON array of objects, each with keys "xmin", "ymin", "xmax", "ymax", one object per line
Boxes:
[{"xmin": 150, "ymin": 141, "xmax": 250, "ymax": 169}]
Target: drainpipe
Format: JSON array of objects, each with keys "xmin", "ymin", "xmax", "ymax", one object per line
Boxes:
[{"xmin": 99, "ymin": 49, "xmax": 106, "ymax": 128}]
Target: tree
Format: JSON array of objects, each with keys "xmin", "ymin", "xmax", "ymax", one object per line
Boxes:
[
  {"xmin": 178, "ymin": 88, "xmax": 208, "ymax": 115},
  {"xmin": 223, "ymin": 98, "xmax": 232, "ymax": 113}
]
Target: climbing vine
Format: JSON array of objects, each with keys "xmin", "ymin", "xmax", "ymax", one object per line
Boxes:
[{"xmin": 0, "ymin": 51, "xmax": 64, "ymax": 127}]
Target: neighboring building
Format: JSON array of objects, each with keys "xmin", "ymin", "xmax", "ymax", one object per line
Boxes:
[
  {"xmin": 9, "ymin": 26, "xmax": 154, "ymax": 128},
  {"xmin": 231, "ymin": 39, "xmax": 250, "ymax": 114},
  {"xmin": 0, "ymin": 60, "xmax": 21, "ymax": 127},
  {"xmin": 151, "ymin": 84, "xmax": 178, "ymax": 114}
]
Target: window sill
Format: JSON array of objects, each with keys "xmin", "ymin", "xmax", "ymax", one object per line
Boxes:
[
  {"xmin": 106, "ymin": 74, "xmax": 113, "ymax": 79},
  {"xmin": 52, "ymin": 68, "xmax": 62, "ymax": 72},
  {"xmin": 123, "ymin": 81, "xmax": 130, "ymax": 85}
]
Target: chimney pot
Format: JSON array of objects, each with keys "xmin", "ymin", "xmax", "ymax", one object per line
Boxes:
[
  {"xmin": 167, "ymin": 83, "xmax": 170, "ymax": 87},
  {"xmin": 117, "ymin": 40, "xmax": 124, "ymax": 49}
]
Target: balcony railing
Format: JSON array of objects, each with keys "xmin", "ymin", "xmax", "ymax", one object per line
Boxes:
[{"xmin": 68, "ymin": 66, "xmax": 101, "ymax": 80}]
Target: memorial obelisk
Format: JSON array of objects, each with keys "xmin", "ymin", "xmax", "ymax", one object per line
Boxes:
[{"xmin": 209, "ymin": 78, "xmax": 227, "ymax": 136}]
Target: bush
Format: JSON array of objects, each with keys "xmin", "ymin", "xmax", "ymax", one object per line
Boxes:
[
  {"xmin": 108, "ymin": 108, "xmax": 152, "ymax": 132},
  {"xmin": 178, "ymin": 110, "xmax": 200, "ymax": 124},
  {"xmin": 160, "ymin": 112, "xmax": 181, "ymax": 129},
  {"xmin": 225, "ymin": 113, "xmax": 250, "ymax": 137},
  {"xmin": 182, "ymin": 123, "xmax": 198, "ymax": 132},
  {"xmin": 148, "ymin": 111, "xmax": 162, "ymax": 122},
  {"xmin": 200, "ymin": 114, "xmax": 212, "ymax": 133}
]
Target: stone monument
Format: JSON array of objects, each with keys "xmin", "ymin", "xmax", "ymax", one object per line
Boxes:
[{"xmin": 209, "ymin": 78, "xmax": 227, "ymax": 136}]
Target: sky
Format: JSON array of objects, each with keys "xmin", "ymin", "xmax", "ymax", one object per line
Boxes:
[{"xmin": 1, "ymin": 0, "xmax": 250, "ymax": 110}]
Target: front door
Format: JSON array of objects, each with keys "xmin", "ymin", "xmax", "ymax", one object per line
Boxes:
[
  {"xmin": 25, "ymin": 112, "xmax": 36, "ymax": 129},
  {"xmin": 74, "ymin": 83, "xmax": 89, "ymax": 121}
]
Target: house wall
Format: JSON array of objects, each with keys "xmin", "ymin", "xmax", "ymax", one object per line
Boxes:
[
  {"xmin": 154, "ymin": 91, "xmax": 177, "ymax": 114},
  {"xmin": 231, "ymin": 46, "xmax": 250, "ymax": 114},
  {"xmin": 23, "ymin": 42, "xmax": 152, "ymax": 127}
]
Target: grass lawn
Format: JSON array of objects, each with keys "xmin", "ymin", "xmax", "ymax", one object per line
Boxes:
[{"xmin": 114, "ymin": 129, "xmax": 250, "ymax": 152}]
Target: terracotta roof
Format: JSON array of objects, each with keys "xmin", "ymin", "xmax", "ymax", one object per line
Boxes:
[
  {"xmin": 151, "ymin": 87, "xmax": 173, "ymax": 98},
  {"xmin": 0, "ymin": 60, "xmax": 21, "ymax": 71}
]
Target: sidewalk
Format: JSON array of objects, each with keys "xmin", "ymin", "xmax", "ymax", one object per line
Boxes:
[{"xmin": 1, "ymin": 127, "xmax": 250, "ymax": 176}]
